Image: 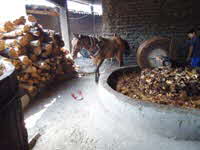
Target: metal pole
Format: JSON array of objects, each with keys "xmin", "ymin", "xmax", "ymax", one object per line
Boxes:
[{"xmin": 90, "ymin": 4, "xmax": 95, "ymax": 35}]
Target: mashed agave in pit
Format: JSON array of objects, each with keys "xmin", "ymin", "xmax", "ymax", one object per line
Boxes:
[{"xmin": 116, "ymin": 67, "xmax": 200, "ymax": 109}]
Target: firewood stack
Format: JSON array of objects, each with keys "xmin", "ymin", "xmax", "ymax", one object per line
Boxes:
[
  {"xmin": 0, "ymin": 16, "xmax": 76, "ymax": 97},
  {"xmin": 0, "ymin": 63, "xmax": 5, "ymax": 76}
]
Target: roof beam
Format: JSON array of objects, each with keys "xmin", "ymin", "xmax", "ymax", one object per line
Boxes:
[
  {"xmin": 69, "ymin": 0, "xmax": 101, "ymax": 5},
  {"xmin": 46, "ymin": 0, "xmax": 66, "ymax": 7},
  {"xmin": 69, "ymin": 0, "xmax": 90, "ymax": 5}
]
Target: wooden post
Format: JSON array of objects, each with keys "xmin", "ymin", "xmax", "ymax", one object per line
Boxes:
[
  {"xmin": 59, "ymin": 1, "xmax": 71, "ymax": 51},
  {"xmin": 91, "ymin": 5, "xmax": 95, "ymax": 35}
]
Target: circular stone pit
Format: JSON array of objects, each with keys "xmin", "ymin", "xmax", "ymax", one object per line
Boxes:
[{"xmin": 99, "ymin": 66, "xmax": 200, "ymax": 141}]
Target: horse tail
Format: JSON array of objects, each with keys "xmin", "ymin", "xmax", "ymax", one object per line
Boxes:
[{"xmin": 122, "ymin": 39, "xmax": 131, "ymax": 56}]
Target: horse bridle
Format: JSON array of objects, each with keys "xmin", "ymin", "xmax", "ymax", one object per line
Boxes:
[
  {"xmin": 89, "ymin": 36, "xmax": 94, "ymax": 48},
  {"xmin": 73, "ymin": 36, "xmax": 101, "ymax": 57},
  {"xmin": 72, "ymin": 39, "xmax": 84, "ymax": 56}
]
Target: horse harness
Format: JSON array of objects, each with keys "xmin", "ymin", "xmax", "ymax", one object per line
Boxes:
[
  {"xmin": 87, "ymin": 36, "xmax": 101, "ymax": 57},
  {"xmin": 76, "ymin": 35, "xmax": 102, "ymax": 57}
]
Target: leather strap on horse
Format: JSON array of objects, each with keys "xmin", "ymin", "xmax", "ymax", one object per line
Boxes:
[
  {"xmin": 89, "ymin": 36, "xmax": 94, "ymax": 49},
  {"xmin": 88, "ymin": 36, "xmax": 101, "ymax": 57},
  {"xmin": 92, "ymin": 44, "xmax": 101, "ymax": 57}
]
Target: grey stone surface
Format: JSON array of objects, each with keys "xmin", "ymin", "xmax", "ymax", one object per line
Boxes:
[
  {"xmin": 74, "ymin": 57, "xmax": 119, "ymax": 73},
  {"xmin": 99, "ymin": 66, "xmax": 200, "ymax": 141},
  {"xmin": 24, "ymin": 73, "xmax": 200, "ymax": 150}
]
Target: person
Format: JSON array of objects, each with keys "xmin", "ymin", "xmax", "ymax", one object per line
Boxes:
[{"xmin": 187, "ymin": 29, "xmax": 200, "ymax": 67}]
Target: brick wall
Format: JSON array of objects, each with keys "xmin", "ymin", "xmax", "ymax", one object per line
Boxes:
[{"xmin": 102, "ymin": 0, "xmax": 200, "ymax": 65}]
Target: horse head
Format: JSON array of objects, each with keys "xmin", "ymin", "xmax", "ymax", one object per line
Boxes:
[{"xmin": 71, "ymin": 33, "xmax": 83, "ymax": 59}]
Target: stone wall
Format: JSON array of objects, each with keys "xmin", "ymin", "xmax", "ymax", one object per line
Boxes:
[{"xmin": 102, "ymin": 0, "xmax": 200, "ymax": 65}]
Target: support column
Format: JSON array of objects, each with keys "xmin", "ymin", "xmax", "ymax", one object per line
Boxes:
[
  {"xmin": 91, "ymin": 5, "xmax": 95, "ymax": 35},
  {"xmin": 59, "ymin": 0, "xmax": 71, "ymax": 50}
]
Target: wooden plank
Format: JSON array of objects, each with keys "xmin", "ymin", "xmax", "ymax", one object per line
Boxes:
[{"xmin": 26, "ymin": 9, "xmax": 59, "ymax": 16}]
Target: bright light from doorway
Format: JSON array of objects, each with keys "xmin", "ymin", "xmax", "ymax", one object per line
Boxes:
[
  {"xmin": 93, "ymin": 4, "xmax": 102, "ymax": 15},
  {"xmin": 0, "ymin": 0, "xmax": 26, "ymax": 24},
  {"xmin": 68, "ymin": 1, "xmax": 91, "ymax": 13},
  {"xmin": 0, "ymin": 0, "xmax": 57, "ymax": 25}
]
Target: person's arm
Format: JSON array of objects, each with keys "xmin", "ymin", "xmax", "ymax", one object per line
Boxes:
[
  {"xmin": 187, "ymin": 46, "xmax": 193, "ymax": 61},
  {"xmin": 187, "ymin": 38, "xmax": 195, "ymax": 61}
]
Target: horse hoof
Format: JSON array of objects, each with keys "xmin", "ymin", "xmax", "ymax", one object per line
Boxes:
[
  {"xmin": 95, "ymin": 79, "xmax": 99, "ymax": 83},
  {"xmin": 95, "ymin": 77, "xmax": 99, "ymax": 83},
  {"xmin": 95, "ymin": 76, "xmax": 98, "ymax": 83}
]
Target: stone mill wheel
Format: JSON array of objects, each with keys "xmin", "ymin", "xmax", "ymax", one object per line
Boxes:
[{"xmin": 137, "ymin": 37, "xmax": 172, "ymax": 68}]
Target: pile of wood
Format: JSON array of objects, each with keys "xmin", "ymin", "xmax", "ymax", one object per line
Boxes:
[
  {"xmin": 0, "ymin": 63, "xmax": 5, "ymax": 76},
  {"xmin": 116, "ymin": 67, "xmax": 200, "ymax": 109},
  {"xmin": 138, "ymin": 67, "xmax": 200, "ymax": 99},
  {"xmin": 0, "ymin": 16, "xmax": 76, "ymax": 97}
]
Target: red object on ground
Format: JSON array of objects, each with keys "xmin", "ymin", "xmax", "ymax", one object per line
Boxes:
[{"xmin": 71, "ymin": 90, "xmax": 84, "ymax": 101}]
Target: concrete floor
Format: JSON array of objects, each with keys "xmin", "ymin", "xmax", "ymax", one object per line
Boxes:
[
  {"xmin": 24, "ymin": 59, "xmax": 200, "ymax": 150},
  {"xmin": 74, "ymin": 57, "xmax": 118, "ymax": 73}
]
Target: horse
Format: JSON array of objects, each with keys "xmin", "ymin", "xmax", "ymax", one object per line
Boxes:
[{"xmin": 71, "ymin": 33, "xmax": 130, "ymax": 83}]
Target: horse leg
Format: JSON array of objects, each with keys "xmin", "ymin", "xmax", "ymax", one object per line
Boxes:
[
  {"xmin": 95, "ymin": 59, "xmax": 104, "ymax": 83},
  {"xmin": 116, "ymin": 51, "xmax": 124, "ymax": 67}
]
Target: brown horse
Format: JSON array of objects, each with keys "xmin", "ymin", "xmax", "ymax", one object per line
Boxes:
[{"xmin": 71, "ymin": 33, "xmax": 130, "ymax": 83}]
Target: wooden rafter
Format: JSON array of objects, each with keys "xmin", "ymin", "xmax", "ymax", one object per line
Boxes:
[{"xmin": 26, "ymin": 9, "xmax": 59, "ymax": 16}]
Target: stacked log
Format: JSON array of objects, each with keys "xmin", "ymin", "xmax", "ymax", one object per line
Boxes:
[
  {"xmin": 0, "ymin": 16, "xmax": 76, "ymax": 97},
  {"xmin": 0, "ymin": 63, "xmax": 5, "ymax": 76}
]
